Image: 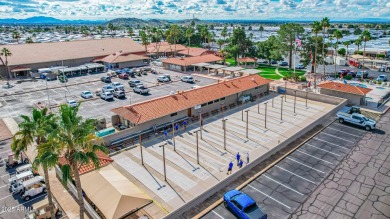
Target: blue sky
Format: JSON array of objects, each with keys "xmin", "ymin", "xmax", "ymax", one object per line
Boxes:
[{"xmin": 0, "ymin": 0, "xmax": 389, "ymax": 20}]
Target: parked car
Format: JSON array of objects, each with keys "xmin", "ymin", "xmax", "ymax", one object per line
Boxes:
[
  {"xmin": 128, "ymin": 80, "xmax": 143, "ymax": 87},
  {"xmin": 67, "ymin": 100, "xmax": 78, "ymax": 108},
  {"xmin": 113, "ymin": 90, "xmax": 126, "ymax": 98},
  {"xmin": 118, "ymin": 73, "xmax": 129, "ymax": 79},
  {"xmin": 270, "ymin": 60, "xmax": 277, "ymax": 64},
  {"xmin": 26, "ymin": 198, "xmax": 61, "ymax": 219},
  {"xmin": 356, "ymin": 71, "xmax": 369, "ymax": 79},
  {"xmin": 296, "ymin": 64, "xmax": 305, "ymax": 69},
  {"xmin": 347, "ymin": 71, "xmax": 356, "ymax": 77},
  {"xmin": 11, "ymin": 176, "xmax": 44, "ymax": 194},
  {"xmin": 111, "ymin": 82, "xmax": 125, "ymax": 91},
  {"xmin": 81, "ymin": 91, "xmax": 93, "ymax": 99},
  {"xmin": 157, "ymin": 75, "xmax": 170, "ymax": 82},
  {"xmin": 336, "ymin": 112, "xmax": 376, "ymax": 131},
  {"xmin": 21, "ymin": 179, "xmax": 46, "ymax": 201},
  {"xmin": 102, "ymin": 85, "xmax": 115, "ymax": 93},
  {"xmin": 181, "ymin": 76, "xmax": 194, "ymax": 83},
  {"xmin": 223, "ymin": 190, "xmax": 267, "ymax": 219},
  {"xmin": 100, "ymin": 92, "xmax": 114, "ymax": 101},
  {"xmin": 8, "ymin": 171, "xmax": 34, "ymax": 186},
  {"xmin": 5, "ymin": 153, "xmax": 29, "ymax": 169},
  {"xmin": 133, "ymin": 85, "xmax": 150, "ymax": 94},
  {"xmin": 338, "ymin": 106, "xmax": 361, "ymax": 115},
  {"xmin": 95, "ymin": 88, "xmax": 102, "ymax": 96},
  {"xmin": 278, "ymin": 61, "xmax": 288, "ymax": 66},
  {"xmin": 338, "ymin": 69, "xmax": 350, "ymax": 77},
  {"xmin": 101, "ymin": 76, "xmax": 111, "ymax": 83},
  {"xmin": 376, "ymin": 74, "xmax": 388, "ymax": 81}
]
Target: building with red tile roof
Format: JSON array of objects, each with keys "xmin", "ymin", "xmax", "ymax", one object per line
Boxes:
[
  {"xmin": 58, "ymin": 151, "xmax": 113, "ymax": 175},
  {"xmin": 177, "ymin": 48, "xmax": 216, "ymax": 57},
  {"xmin": 317, "ymin": 81, "xmax": 372, "ymax": 106},
  {"xmin": 162, "ymin": 54, "xmax": 223, "ymax": 72},
  {"xmin": 147, "ymin": 42, "xmax": 187, "ymax": 57}
]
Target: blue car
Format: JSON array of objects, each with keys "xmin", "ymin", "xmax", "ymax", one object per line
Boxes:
[{"xmin": 223, "ymin": 190, "xmax": 267, "ymax": 219}]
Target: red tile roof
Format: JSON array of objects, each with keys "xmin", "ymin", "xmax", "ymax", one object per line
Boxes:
[
  {"xmin": 177, "ymin": 48, "xmax": 215, "ymax": 57},
  {"xmin": 317, "ymin": 81, "xmax": 372, "ymax": 95},
  {"xmin": 100, "ymin": 52, "xmax": 148, "ymax": 64},
  {"xmin": 162, "ymin": 54, "xmax": 223, "ymax": 66},
  {"xmin": 237, "ymin": 57, "xmax": 257, "ymax": 63},
  {"xmin": 112, "ymin": 75, "xmax": 271, "ymax": 124},
  {"xmin": 58, "ymin": 151, "xmax": 113, "ymax": 175},
  {"xmin": 147, "ymin": 42, "xmax": 187, "ymax": 53}
]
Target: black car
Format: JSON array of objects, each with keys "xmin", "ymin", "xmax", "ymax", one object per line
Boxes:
[
  {"xmin": 101, "ymin": 76, "xmax": 111, "ymax": 83},
  {"xmin": 270, "ymin": 60, "xmax": 277, "ymax": 64}
]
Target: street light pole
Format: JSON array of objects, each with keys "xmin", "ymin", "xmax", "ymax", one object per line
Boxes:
[
  {"xmin": 171, "ymin": 120, "xmax": 175, "ymax": 151},
  {"xmin": 241, "ymin": 100, "xmax": 244, "ymax": 121},
  {"xmin": 257, "ymin": 102, "xmax": 260, "ymax": 114},
  {"xmin": 194, "ymin": 130, "xmax": 200, "ymax": 164},
  {"xmin": 294, "ymin": 91, "xmax": 297, "ymax": 114},
  {"xmin": 245, "ymin": 110, "xmax": 250, "ymax": 138},
  {"xmin": 139, "ymin": 135, "xmax": 144, "ymax": 166},
  {"xmin": 222, "ymin": 119, "xmax": 228, "ymax": 150},
  {"xmin": 280, "ymin": 96, "xmax": 284, "ymax": 121},
  {"xmin": 159, "ymin": 143, "xmax": 167, "ymax": 181},
  {"xmin": 221, "ymin": 102, "xmax": 224, "ymax": 119},
  {"xmin": 199, "ymin": 111, "xmax": 203, "ymax": 139},
  {"xmin": 264, "ymin": 102, "xmax": 268, "ymax": 129},
  {"xmin": 45, "ymin": 80, "xmax": 51, "ymax": 111},
  {"xmin": 284, "ymin": 81, "xmax": 287, "ymax": 102},
  {"xmin": 272, "ymin": 97, "xmax": 274, "ymax": 108},
  {"xmin": 306, "ymin": 89, "xmax": 308, "ymax": 108}
]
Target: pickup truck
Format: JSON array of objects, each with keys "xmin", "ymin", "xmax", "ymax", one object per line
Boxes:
[
  {"xmin": 336, "ymin": 112, "xmax": 376, "ymax": 130},
  {"xmin": 133, "ymin": 85, "xmax": 150, "ymax": 94}
]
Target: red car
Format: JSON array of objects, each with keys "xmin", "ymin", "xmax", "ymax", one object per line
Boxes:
[
  {"xmin": 118, "ymin": 73, "xmax": 129, "ymax": 79},
  {"xmin": 338, "ymin": 69, "xmax": 350, "ymax": 77}
]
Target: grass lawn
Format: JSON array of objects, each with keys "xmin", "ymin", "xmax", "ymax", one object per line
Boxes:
[
  {"xmin": 256, "ymin": 64, "xmax": 306, "ymax": 80},
  {"xmin": 225, "ymin": 58, "xmax": 237, "ymax": 66}
]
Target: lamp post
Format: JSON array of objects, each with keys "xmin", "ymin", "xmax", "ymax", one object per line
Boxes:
[
  {"xmin": 194, "ymin": 130, "xmax": 200, "ymax": 164},
  {"xmin": 306, "ymin": 88, "xmax": 308, "ymax": 108},
  {"xmin": 284, "ymin": 81, "xmax": 287, "ymax": 102},
  {"xmin": 257, "ymin": 102, "xmax": 260, "ymax": 114},
  {"xmin": 280, "ymin": 96, "xmax": 284, "ymax": 121},
  {"xmin": 221, "ymin": 102, "xmax": 225, "ymax": 119},
  {"xmin": 45, "ymin": 80, "xmax": 51, "ymax": 110},
  {"xmin": 171, "ymin": 120, "xmax": 176, "ymax": 151},
  {"xmin": 241, "ymin": 100, "xmax": 244, "ymax": 121},
  {"xmin": 245, "ymin": 110, "xmax": 250, "ymax": 138},
  {"xmin": 264, "ymin": 102, "xmax": 268, "ymax": 129},
  {"xmin": 272, "ymin": 97, "xmax": 274, "ymax": 108},
  {"xmin": 139, "ymin": 134, "xmax": 144, "ymax": 166},
  {"xmin": 199, "ymin": 111, "xmax": 203, "ymax": 139},
  {"xmin": 222, "ymin": 118, "xmax": 228, "ymax": 150},
  {"xmin": 159, "ymin": 142, "xmax": 168, "ymax": 181},
  {"xmin": 293, "ymin": 90, "xmax": 297, "ymax": 114}
]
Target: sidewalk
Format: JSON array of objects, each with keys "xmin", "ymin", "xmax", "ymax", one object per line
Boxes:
[{"xmin": 3, "ymin": 117, "xmax": 88, "ymax": 219}]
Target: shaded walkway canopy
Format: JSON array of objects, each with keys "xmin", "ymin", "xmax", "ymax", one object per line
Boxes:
[
  {"xmin": 80, "ymin": 164, "xmax": 152, "ymax": 219},
  {"xmin": 240, "ymin": 69, "xmax": 261, "ymax": 75}
]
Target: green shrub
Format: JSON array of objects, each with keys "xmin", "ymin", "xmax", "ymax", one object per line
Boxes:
[
  {"xmin": 282, "ymin": 77, "xmax": 287, "ymax": 80},
  {"xmin": 299, "ymin": 76, "xmax": 307, "ymax": 82},
  {"xmin": 345, "ymin": 75, "xmax": 353, "ymax": 80},
  {"xmin": 377, "ymin": 54, "xmax": 385, "ymax": 58},
  {"xmin": 373, "ymin": 80, "xmax": 377, "ymax": 84},
  {"xmin": 378, "ymin": 81, "xmax": 382, "ymax": 85}
]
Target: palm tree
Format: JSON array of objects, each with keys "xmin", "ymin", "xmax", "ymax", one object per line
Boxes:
[
  {"xmin": 259, "ymin": 25, "xmax": 264, "ymax": 37},
  {"xmin": 128, "ymin": 27, "xmax": 134, "ymax": 38},
  {"xmin": 11, "ymin": 108, "xmax": 58, "ymax": 219},
  {"xmin": 361, "ymin": 30, "xmax": 371, "ymax": 78},
  {"xmin": 355, "ymin": 38, "xmax": 362, "ymax": 52},
  {"xmin": 217, "ymin": 39, "xmax": 224, "ymax": 52},
  {"xmin": 25, "ymin": 37, "xmax": 34, "ymax": 43},
  {"xmin": 57, "ymin": 105, "xmax": 108, "ymax": 219},
  {"xmin": 185, "ymin": 27, "xmax": 194, "ymax": 55},
  {"xmin": 343, "ymin": 41, "xmax": 350, "ymax": 58},
  {"xmin": 333, "ymin": 29, "xmax": 343, "ymax": 77},
  {"xmin": 168, "ymin": 25, "xmax": 181, "ymax": 57},
  {"xmin": 107, "ymin": 23, "xmax": 115, "ymax": 37},
  {"xmin": 0, "ymin": 47, "xmax": 12, "ymax": 81},
  {"xmin": 139, "ymin": 30, "xmax": 149, "ymax": 53},
  {"xmin": 311, "ymin": 21, "xmax": 322, "ymax": 74},
  {"xmin": 206, "ymin": 32, "xmax": 215, "ymax": 50},
  {"xmin": 12, "ymin": 31, "xmax": 21, "ymax": 43},
  {"xmin": 321, "ymin": 17, "xmax": 330, "ymax": 75},
  {"xmin": 201, "ymin": 27, "xmax": 209, "ymax": 44},
  {"xmin": 221, "ymin": 25, "xmax": 228, "ymax": 41}
]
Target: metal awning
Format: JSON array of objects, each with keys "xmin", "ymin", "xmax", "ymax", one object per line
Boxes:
[
  {"xmin": 223, "ymin": 67, "xmax": 245, "ymax": 72},
  {"xmin": 206, "ymin": 64, "xmax": 227, "ymax": 69},
  {"xmin": 240, "ymin": 69, "xmax": 261, "ymax": 74},
  {"xmin": 191, "ymin": 62, "xmax": 211, "ymax": 67}
]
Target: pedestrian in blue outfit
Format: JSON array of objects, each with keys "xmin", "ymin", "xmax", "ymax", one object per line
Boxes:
[
  {"xmin": 163, "ymin": 130, "xmax": 168, "ymax": 140},
  {"xmin": 236, "ymin": 152, "xmax": 241, "ymax": 165},
  {"xmin": 175, "ymin": 123, "xmax": 179, "ymax": 131},
  {"xmin": 227, "ymin": 161, "xmax": 233, "ymax": 175},
  {"xmin": 238, "ymin": 159, "xmax": 243, "ymax": 168}
]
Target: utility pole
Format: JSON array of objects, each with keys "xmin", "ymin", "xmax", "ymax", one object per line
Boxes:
[
  {"xmin": 139, "ymin": 135, "xmax": 144, "ymax": 166},
  {"xmin": 264, "ymin": 102, "xmax": 268, "ymax": 129},
  {"xmin": 245, "ymin": 110, "xmax": 250, "ymax": 138},
  {"xmin": 194, "ymin": 130, "xmax": 200, "ymax": 164},
  {"xmin": 221, "ymin": 102, "xmax": 225, "ymax": 119},
  {"xmin": 159, "ymin": 142, "xmax": 167, "ymax": 181},
  {"xmin": 280, "ymin": 96, "xmax": 284, "ymax": 121},
  {"xmin": 222, "ymin": 119, "xmax": 228, "ymax": 150}
]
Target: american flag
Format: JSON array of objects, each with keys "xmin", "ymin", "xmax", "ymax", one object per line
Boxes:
[{"xmin": 295, "ymin": 36, "xmax": 302, "ymax": 47}]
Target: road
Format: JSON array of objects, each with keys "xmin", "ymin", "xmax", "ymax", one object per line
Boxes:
[{"xmin": 201, "ymin": 120, "xmax": 369, "ymax": 219}]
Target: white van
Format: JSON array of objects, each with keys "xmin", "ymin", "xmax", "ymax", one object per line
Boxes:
[
  {"xmin": 16, "ymin": 164, "xmax": 32, "ymax": 174},
  {"xmin": 12, "ymin": 176, "xmax": 44, "ymax": 194},
  {"xmin": 21, "ymin": 177, "xmax": 46, "ymax": 200},
  {"xmin": 8, "ymin": 171, "xmax": 34, "ymax": 185}
]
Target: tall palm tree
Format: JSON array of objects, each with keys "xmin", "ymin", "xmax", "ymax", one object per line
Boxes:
[
  {"xmin": 57, "ymin": 105, "xmax": 108, "ymax": 219},
  {"xmin": 168, "ymin": 25, "xmax": 181, "ymax": 57},
  {"xmin": 185, "ymin": 27, "xmax": 194, "ymax": 55},
  {"xmin": 11, "ymin": 108, "xmax": 58, "ymax": 219},
  {"xmin": 217, "ymin": 39, "xmax": 224, "ymax": 52},
  {"xmin": 207, "ymin": 32, "xmax": 215, "ymax": 50},
  {"xmin": 259, "ymin": 25, "xmax": 264, "ymax": 37},
  {"xmin": 25, "ymin": 37, "xmax": 34, "ymax": 43},
  {"xmin": 355, "ymin": 38, "xmax": 362, "ymax": 52},
  {"xmin": 333, "ymin": 29, "xmax": 343, "ymax": 77},
  {"xmin": 12, "ymin": 31, "xmax": 21, "ymax": 43},
  {"xmin": 128, "ymin": 27, "xmax": 134, "ymax": 38},
  {"xmin": 221, "ymin": 25, "xmax": 228, "ymax": 41},
  {"xmin": 343, "ymin": 41, "xmax": 350, "ymax": 58},
  {"xmin": 201, "ymin": 27, "xmax": 209, "ymax": 44},
  {"xmin": 139, "ymin": 30, "xmax": 149, "ymax": 53},
  {"xmin": 0, "ymin": 47, "xmax": 12, "ymax": 81},
  {"xmin": 321, "ymin": 17, "xmax": 330, "ymax": 75},
  {"xmin": 361, "ymin": 30, "xmax": 371, "ymax": 79},
  {"xmin": 311, "ymin": 21, "xmax": 322, "ymax": 74}
]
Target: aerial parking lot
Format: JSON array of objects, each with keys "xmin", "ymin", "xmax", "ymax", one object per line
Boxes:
[
  {"xmin": 0, "ymin": 68, "xmax": 217, "ymax": 124},
  {"xmin": 201, "ymin": 121, "xmax": 367, "ymax": 219}
]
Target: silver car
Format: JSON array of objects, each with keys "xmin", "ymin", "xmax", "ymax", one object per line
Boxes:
[{"xmin": 81, "ymin": 91, "xmax": 93, "ymax": 99}]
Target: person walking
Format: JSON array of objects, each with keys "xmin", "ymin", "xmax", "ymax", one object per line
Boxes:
[
  {"xmin": 236, "ymin": 152, "xmax": 241, "ymax": 165},
  {"xmin": 227, "ymin": 161, "xmax": 233, "ymax": 175},
  {"xmin": 163, "ymin": 130, "xmax": 168, "ymax": 140},
  {"xmin": 246, "ymin": 152, "xmax": 249, "ymax": 164},
  {"xmin": 238, "ymin": 159, "xmax": 243, "ymax": 168},
  {"xmin": 153, "ymin": 124, "xmax": 157, "ymax": 135},
  {"xmin": 183, "ymin": 120, "xmax": 187, "ymax": 131},
  {"xmin": 175, "ymin": 123, "xmax": 179, "ymax": 131}
]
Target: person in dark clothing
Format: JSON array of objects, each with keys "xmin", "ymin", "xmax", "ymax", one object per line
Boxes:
[
  {"xmin": 227, "ymin": 161, "xmax": 233, "ymax": 175},
  {"xmin": 238, "ymin": 159, "xmax": 243, "ymax": 168},
  {"xmin": 163, "ymin": 130, "xmax": 168, "ymax": 140},
  {"xmin": 236, "ymin": 152, "xmax": 241, "ymax": 165},
  {"xmin": 183, "ymin": 120, "xmax": 187, "ymax": 131},
  {"xmin": 175, "ymin": 123, "xmax": 179, "ymax": 131}
]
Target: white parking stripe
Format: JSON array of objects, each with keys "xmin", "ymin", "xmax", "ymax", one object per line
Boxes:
[
  {"xmin": 274, "ymin": 165, "xmax": 316, "ymax": 184},
  {"xmin": 333, "ymin": 123, "xmax": 365, "ymax": 133},
  {"xmin": 285, "ymin": 157, "xmax": 325, "ymax": 174},
  {"xmin": 0, "ymin": 194, "xmax": 12, "ymax": 201},
  {"xmin": 0, "ymin": 150, "xmax": 10, "ymax": 155},
  {"xmin": 313, "ymin": 138, "xmax": 349, "ymax": 150},
  {"xmin": 326, "ymin": 127, "xmax": 361, "ymax": 137},
  {"xmin": 263, "ymin": 174, "xmax": 304, "ymax": 196},
  {"xmin": 0, "ymin": 184, "xmax": 9, "ymax": 189},
  {"xmin": 306, "ymin": 143, "xmax": 341, "ymax": 156},
  {"xmin": 0, "ymin": 173, "xmax": 10, "ymax": 178},
  {"xmin": 212, "ymin": 210, "xmax": 225, "ymax": 219},
  {"xmin": 320, "ymin": 132, "xmax": 354, "ymax": 143},
  {"xmin": 296, "ymin": 149, "xmax": 333, "ymax": 165},
  {"xmin": 248, "ymin": 184, "xmax": 291, "ymax": 209}
]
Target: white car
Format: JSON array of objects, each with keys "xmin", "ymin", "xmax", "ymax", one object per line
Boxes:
[
  {"xmin": 102, "ymin": 85, "xmax": 115, "ymax": 93},
  {"xmin": 181, "ymin": 76, "xmax": 194, "ymax": 83},
  {"xmin": 376, "ymin": 74, "xmax": 388, "ymax": 82},
  {"xmin": 157, "ymin": 76, "xmax": 169, "ymax": 82},
  {"xmin": 336, "ymin": 112, "xmax": 376, "ymax": 130},
  {"xmin": 111, "ymin": 82, "xmax": 125, "ymax": 91},
  {"xmin": 67, "ymin": 100, "xmax": 78, "ymax": 108},
  {"xmin": 296, "ymin": 64, "xmax": 305, "ymax": 69},
  {"xmin": 100, "ymin": 92, "xmax": 113, "ymax": 101},
  {"xmin": 81, "ymin": 91, "xmax": 93, "ymax": 99}
]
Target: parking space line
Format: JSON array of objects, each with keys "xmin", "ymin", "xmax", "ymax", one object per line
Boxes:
[
  {"xmin": 0, "ymin": 173, "xmax": 10, "ymax": 178},
  {"xmin": 332, "ymin": 123, "xmax": 365, "ymax": 133},
  {"xmin": 305, "ymin": 143, "xmax": 341, "ymax": 156},
  {"xmin": 0, "ymin": 150, "xmax": 10, "ymax": 155},
  {"xmin": 0, "ymin": 184, "xmax": 8, "ymax": 189},
  {"xmin": 274, "ymin": 165, "xmax": 316, "ymax": 184},
  {"xmin": 13, "ymin": 193, "xmax": 46, "ymax": 208},
  {"xmin": 0, "ymin": 194, "xmax": 12, "ymax": 201},
  {"xmin": 247, "ymin": 184, "xmax": 291, "ymax": 209},
  {"xmin": 320, "ymin": 132, "xmax": 354, "ymax": 143},
  {"xmin": 326, "ymin": 127, "xmax": 361, "ymax": 137},
  {"xmin": 285, "ymin": 157, "xmax": 325, "ymax": 174},
  {"xmin": 313, "ymin": 138, "xmax": 349, "ymax": 150},
  {"xmin": 262, "ymin": 174, "xmax": 304, "ymax": 196},
  {"xmin": 296, "ymin": 149, "xmax": 333, "ymax": 165},
  {"xmin": 211, "ymin": 210, "xmax": 224, "ymax": 219}
]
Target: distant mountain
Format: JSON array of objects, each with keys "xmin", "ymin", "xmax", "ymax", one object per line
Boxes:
[
  {"xmin": 0, "ymin": 16, "xmax": 103, "ymax": 24},
  {"xmin": 106, "ymin": 18, "xmax": 171, "ymax": 27}
]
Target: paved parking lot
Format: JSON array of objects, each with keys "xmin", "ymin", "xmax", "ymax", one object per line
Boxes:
[
  {"xmin": 201, "ymin": 121, "xmax": 367, "ymax": 219},
  {"xmin": 0, "ymin": 68, "xmax": 217, "ymax": 125},
  {"xmin": 0, "ymin": 139, "xmax": 48, "ymax": 219}
]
